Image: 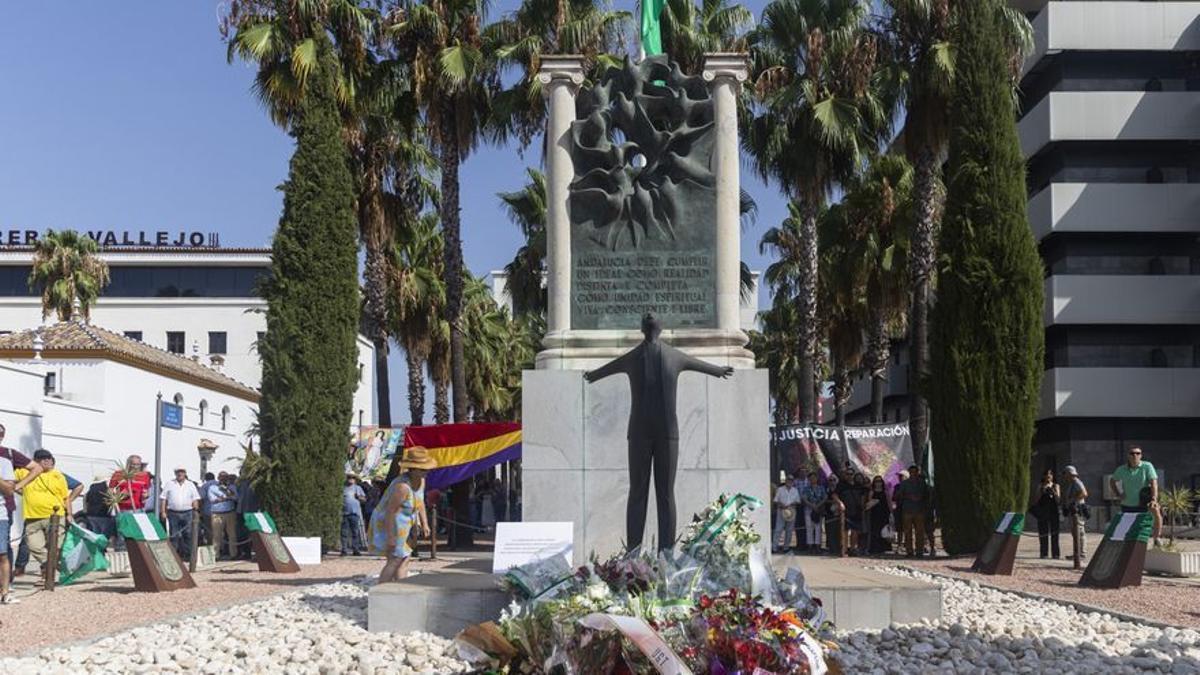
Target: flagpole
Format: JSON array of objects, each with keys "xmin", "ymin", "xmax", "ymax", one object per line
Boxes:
[{"xmin": 153, "ymin": 392, "xmax": 163, "ymax": 515}]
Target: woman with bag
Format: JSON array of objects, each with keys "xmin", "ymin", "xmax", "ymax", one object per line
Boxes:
[
  {"xmin": 1031, "ymin": 468, "xmax": 1062, "ymax": 559},
  {"xmin": 864, "ymin": 475, "xmax": 893, "ymax": 554}
]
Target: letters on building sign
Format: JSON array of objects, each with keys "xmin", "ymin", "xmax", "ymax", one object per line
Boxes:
[{"xmin": 4, "ymin": 230, "xmax": 221, "ymax": 248}]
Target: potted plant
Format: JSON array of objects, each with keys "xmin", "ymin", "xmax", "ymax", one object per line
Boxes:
[{"xmin": 1144, "ymin": 486, "xmax": 1199, "ymax": 577}]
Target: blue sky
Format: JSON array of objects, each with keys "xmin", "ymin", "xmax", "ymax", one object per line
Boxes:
[{"xmin": 0, "ymin": 1, "xmax": 789, "ymax": 422}]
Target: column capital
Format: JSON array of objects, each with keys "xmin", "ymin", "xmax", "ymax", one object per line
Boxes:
[
  {"xmin": 702, "ymin": 52, "xmax": 750, "ymax": 87},
  {"xmin": 537, "ymin": 55, "xmax": 585, "ymax": 94}
]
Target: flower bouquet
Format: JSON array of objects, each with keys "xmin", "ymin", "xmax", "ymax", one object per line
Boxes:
[{"xmin": 456, "ymin": 494, "xmax": 838, "ymax": 675}]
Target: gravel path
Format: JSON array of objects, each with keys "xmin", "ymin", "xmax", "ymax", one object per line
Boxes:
[
  {"xmin": 835, "ymin": 567, "xmax": 1200, "ymax": 674},
  {"xmin": 0, "ymin": 555, "xmax": 459, "ymax": 657},
  {"xmin": 0, "ymin": 578, "xmax": 469, "ymax": 674},
  {"xmin": 902, "ymin": 557, "xmax": 1200, "ymax": 629}
]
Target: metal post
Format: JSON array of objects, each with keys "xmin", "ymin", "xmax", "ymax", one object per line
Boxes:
[
  {"xmin": 189, "ymin": 508, "xmax": 200, "ymax": 573},
  {"xmin": 429, "ymin": 505, "xmax": 438, "ymax": 560},
  {"xmin": 152, "ymin": 393, "xmax": 163, "ymax": 509},
  {"xmin": 839, "ymin": 510, "xmax": 847, "ymax": 558},
  {"xmin": 44, "ymin": 512, "xmax": 61, "ymax": 591}
]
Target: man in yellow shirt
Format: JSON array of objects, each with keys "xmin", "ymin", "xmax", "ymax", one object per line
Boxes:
[{"xmin": 14, "ymin": 449, "xmax": 69, "ymax": 575}]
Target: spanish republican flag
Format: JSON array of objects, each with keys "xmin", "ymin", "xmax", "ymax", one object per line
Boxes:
[{"xmin": 403, "ymin": 422, "xmax": 521, "ymax": 490}]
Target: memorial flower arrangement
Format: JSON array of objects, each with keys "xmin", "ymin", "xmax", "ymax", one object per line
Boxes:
[{"xmin": 457, "ymin": 494, "xmax": 838, "ymax": 675}]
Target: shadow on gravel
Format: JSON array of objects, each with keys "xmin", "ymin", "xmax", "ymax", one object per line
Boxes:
[{"xmin": 298, "ymin": 593, "xmax": 367, "ymax": 627}]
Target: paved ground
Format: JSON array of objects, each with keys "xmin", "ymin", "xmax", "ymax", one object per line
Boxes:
[{"xmin": 0, "ymin": 551, "xmax": 468, "ymax": 658}]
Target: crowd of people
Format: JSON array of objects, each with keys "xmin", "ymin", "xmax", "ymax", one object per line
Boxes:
[{"xmin": 771, "ymin": 462, "xmax": 936, "ymax": 558}]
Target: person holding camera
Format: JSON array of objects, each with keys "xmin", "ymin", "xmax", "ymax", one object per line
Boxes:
[
  {"xmin": 1062, "ymin": 465, "xmax": 1089, "ymax": 558},
  {"xmin": 1031, "ymin": 468, "xmax": 1061, "ymax": 559}
]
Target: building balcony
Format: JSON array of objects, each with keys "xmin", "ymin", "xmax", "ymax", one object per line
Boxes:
[
  {"xmin": 1045, "ymin": 275, "xmax": 1200, "ymax": 326},
  {"xmin": 1025, "ymin": 2, "xmax": 1200, "ymax": 75},
  {"xmin": 1019, "ymin": 92, "xmax": 1200, "ymax": 159},
  {"xmin": 1028, "ymin": 183, "xmax": 1200, "ymax": 241},
  {"xmin": 1039, "ymin": 367, "xmax": 1200, "ymax": 419}
]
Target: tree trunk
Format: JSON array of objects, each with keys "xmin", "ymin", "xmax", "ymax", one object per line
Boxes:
[
  {"xmin": 439, "ymin": 104, "xmax": 469, "ymax": 425},
  {"xmin": 833, "ymin": 365, "xmax": 850, "ymax": 427},
  {"xmin": 406, "ymin": 349, "xmax": 425, "ymax": 426},
  {"xmin": 908, "ymin": 147, "xmax": 940, "ymax": 451},
  {"xmin": 867, "ymin": 313, "xmax": 890, "ymax": 424},
  {"xmin": 361, "ymin": 166, "xmax": 392, "ymax": 428},
  {"xmin": 433, "ymin": 375, "xmax": 450, "ymax": 424},
  {"xmin": 797, "ymin": 201, "xmax": 820, "ymax": 423}
]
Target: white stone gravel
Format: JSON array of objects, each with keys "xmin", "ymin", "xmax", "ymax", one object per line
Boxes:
[
  {"xmin": 1, "ymin": 580, "xmax": 469, "ymax": 674},
  {"xmin": 836, "ymin": 567, "xmax": 1200, "ymax": 674}
]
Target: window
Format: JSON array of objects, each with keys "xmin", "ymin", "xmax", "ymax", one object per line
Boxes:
[
  {"xmin": 44, "ymin": 372, "xmax": 56, "ymax": 396},
  {"xmin": 124, "ymin": 331, "xmax": 143, "ymax": 342},
  {"xmin": 166, "ymin": 331, "xmax": 185, "ymax": 354},
  {"xmin": 208, "ymin": 331, "xmax": 227, "ymax": 355},
  {"xmin": 221, "ymin": 406, "xmax": 230, "ymax": 431},
  {"xmin": 199, "ymin": 400, "xmax": 208, "ymax": 426}
]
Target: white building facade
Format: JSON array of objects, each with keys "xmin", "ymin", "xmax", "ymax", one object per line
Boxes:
[{"xmin": 0, "ymin": 245, "xmax": 376, "ymax": 426}]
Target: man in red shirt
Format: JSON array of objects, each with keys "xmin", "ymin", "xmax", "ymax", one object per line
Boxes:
[{"xmin": 109, "ymin": 454, "xmax": 151, "ymax": 512}]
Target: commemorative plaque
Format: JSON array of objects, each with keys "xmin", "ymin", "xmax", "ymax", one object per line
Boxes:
[
  {"xmin": 568, "ymin": 57, "xmax": 717, "ymax": 330},
  {"xmin": 972, "ymin": 512, "xmax": 1024, "ymax": 575},
  {"xmin": 244, "ymin": 512, "xmax": 300, "ymax": 573},
  {"xmin": 1080, "ymin": 511, "xmax": 1153, "ymax": 588},
  {"xmin": 117, "ymin": 513, "xmax": 197, "ymax": 592}
]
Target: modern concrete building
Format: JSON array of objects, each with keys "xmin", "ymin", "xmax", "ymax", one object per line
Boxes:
[{"xmin": 845, "ymin": 2, "xmax": 1200, "ymax": 496}]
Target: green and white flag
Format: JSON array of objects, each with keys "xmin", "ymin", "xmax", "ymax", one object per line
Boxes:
[
  {"xmin": 58, "ymin": 523, "xmax": 109, "ymax": 585},
  {"xmin": 639, "ymin": 0, "xmax": 665, "ymax": 60},
  {"xmin": 244, "ymin": 512, "xmax": 276, "ymax": 534},
  {"xmin": 994, "ymin": 512, "xmax": 1025, "ymax": 535},
  {"xmin": 117, "ymin": 512, "xmax": 166, "ymax": 541},
  {"xmin": 1105, "ymin": 512, "xmax": 1153, "ymax": 543}
]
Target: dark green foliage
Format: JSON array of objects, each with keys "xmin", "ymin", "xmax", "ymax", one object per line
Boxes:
[
  {"xmin": 256, "ymin": 46, "xmax": 360, "ymax": 546},
  {"xmin": 929, "ymin": 0, "xmax": 1044, "ymax": 554}
]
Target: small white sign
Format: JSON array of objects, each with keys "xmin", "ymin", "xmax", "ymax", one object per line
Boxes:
[{"xmin": 492, "ymin": 521, "xmax": 573, "ymax": 574}]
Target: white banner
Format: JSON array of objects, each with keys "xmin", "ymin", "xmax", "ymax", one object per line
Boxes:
[{"xmin": 581, "ymin": 614, "xmax": 693, "ymax": 675}]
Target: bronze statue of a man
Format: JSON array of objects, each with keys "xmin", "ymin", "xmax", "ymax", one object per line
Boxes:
[{"xmin": 584, "ymin": 313, "xmax": 733, "ymax": 551}]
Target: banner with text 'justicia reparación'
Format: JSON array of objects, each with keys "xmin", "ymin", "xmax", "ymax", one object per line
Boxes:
[{"xmin": 771, "ymin": 422, "xmax": 915, "ymax": 489}]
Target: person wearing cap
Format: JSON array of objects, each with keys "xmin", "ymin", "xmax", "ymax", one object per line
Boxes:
[
  {"xmin": 160, "ymin": 467, "xmax": 201, "ymax": 560},
  {"xmin": 371, "ymin": 446, "xmax": 436, "ymax": 582},
  {"xmin": 12, "ymin": 449, "xmax": 69, "ymax": 580},
  {"xmin": 341, "ymin": 474, "xmax": 367, "ymax": 556},
  {"xmin": 1063, "ymin": 465, "xmax": 1089, "ymax": 558}
]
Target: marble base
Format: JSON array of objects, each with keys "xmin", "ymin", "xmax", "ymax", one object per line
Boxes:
[
  {"xmin": 521, "ymin": 368, "xmax": 771, "ymax": 563},
  {"xmin": 367, "ymin": 558, "xmax": 509, "ymax": 637},
  {"xmin": 536, "ymin": 328, "xmax": 755, "ymax": 370}
]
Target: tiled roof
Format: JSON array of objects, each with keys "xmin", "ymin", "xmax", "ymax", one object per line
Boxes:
[{"xmin": 0, "ymin": 321, "xmax": 260, "ymax": 401}]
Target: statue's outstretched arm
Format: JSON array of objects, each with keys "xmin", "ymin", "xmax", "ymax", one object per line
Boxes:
[
  {"xmin": 584, "ymin": 352, "xmax": 629, "ymax": 383},
  {"xmin": 681, "ymin": 354, "xmax": 734, "ymax": 379}
]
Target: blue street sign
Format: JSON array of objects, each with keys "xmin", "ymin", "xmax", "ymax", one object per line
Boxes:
[{"xmin": 161, "ymin": 402, "xmax": 183, "ymax": 430}]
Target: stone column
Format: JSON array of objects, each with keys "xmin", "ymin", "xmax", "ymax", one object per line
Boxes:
[
  {"xmin": 537, "ymin": 56, "xmax": 585, "ymax": 336},
  {"xmin": 703, "ymin": 53, "xmax": 751, "ymax": 334}
]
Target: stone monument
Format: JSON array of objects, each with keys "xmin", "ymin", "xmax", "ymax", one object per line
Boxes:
[{"xmin": 522, "ymin": 53, "xmax": 770, "ymax": 562}]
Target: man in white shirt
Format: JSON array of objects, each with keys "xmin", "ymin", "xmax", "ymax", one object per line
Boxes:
[
  {"xmin": 160, "ymin": 467, "xmax": 201, "ymax": 561},
  {"xmin": 772, "ymin": 475, "xmax": 801, "ymax": 553},
  {"xmin": 0, "ymin": 450, "xmax": 16, "ymax": 604}
]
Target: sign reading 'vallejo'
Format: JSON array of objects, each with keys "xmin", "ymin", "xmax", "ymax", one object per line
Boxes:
[{"xmin": 4, "ymin": 230, "xmax": 221, "ymax": 248}]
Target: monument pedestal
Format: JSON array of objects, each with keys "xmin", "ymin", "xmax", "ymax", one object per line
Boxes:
[
  {"xmin": 521, "ymin": 368, "xmax": 771, "ymax": 563},
  {"xmin": 250, "ymin": 531, "xmax": 301, "ymax": 573}
]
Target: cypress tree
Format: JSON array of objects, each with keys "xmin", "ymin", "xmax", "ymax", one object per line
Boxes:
[
  {"xmin": 929, "ymin": 0, "xmax": 1044, "ymax": 554},
  {"xmin": 256, "ymin": 44, "xmax": 360, "ymax": 545}
]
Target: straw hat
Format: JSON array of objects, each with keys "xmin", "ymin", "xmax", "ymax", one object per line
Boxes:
[{"xmin": 398, "ymin": 446, "xmax": 437, "ymax": 471}]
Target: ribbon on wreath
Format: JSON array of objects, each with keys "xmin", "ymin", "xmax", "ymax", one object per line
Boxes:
[{"xmin": 683, "ymin": 493, "xmax": 763, "ymax": 554}]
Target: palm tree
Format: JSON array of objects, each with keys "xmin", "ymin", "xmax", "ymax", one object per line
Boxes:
[
  {"xmin": 427, "ymin": 318, "xmax": 452, "ymax": 424},
  {"xmin": 817, "ymin": 202, "xmax": 866, "ymax": 426},
  {"xmin": 497, "ymin": 168, "xmax": 548, "ymax": 316},
  {"xmin": 660, "ymin": 0, "xmax": 754, "ymax": 75},
  {"xmin": 223, "ymin": 1, "xmax": 426, "ymax": 427},
  {"xmin": 746, "ymin": 0, "xmax": 890, "ymax": 423},
  {"xmin": 461, "ymin": 276, "xmax": 541, "ymax": 420},
  {"xmin": 880, "ymin": 0, "xmax": 1032, "ymax": 449},
  {"xmin": 384, "ymin": 0, "xmax": 499, "ymax": 424},
  {"xmin": 28, "ymin": 230, "xmax": 111, "ymax": 323},
  {"xmin": 390, "ymin": 213, "xmax": 445, "ymax": 426},
  {"xmin": 834, "ymin": 154, "xmax": 913, "ymax": 422},
  {"xmin": 751, "ymin": 299, "xmax": 804, "ymax": 426},
  {"xmin": 487, "ymin": 0, "xmax": 629, "ymax": 148}
]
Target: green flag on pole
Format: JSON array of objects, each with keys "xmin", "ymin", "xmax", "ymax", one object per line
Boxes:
[{"xmin": 640, "ymin": 0, "xmax": 665, "ymax": 59}]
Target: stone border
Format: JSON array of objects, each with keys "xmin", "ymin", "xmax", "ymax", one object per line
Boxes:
[{"xmin": 894, "ymin": 564, "xmax": 1190, "ymax": 632}]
